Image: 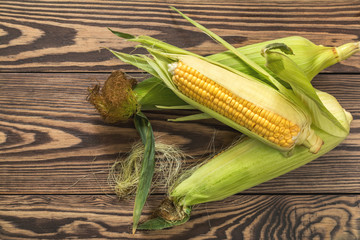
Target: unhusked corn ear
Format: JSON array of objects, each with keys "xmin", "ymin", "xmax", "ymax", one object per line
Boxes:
[{"xmin": 168, "ymin": 56, "xmax": 322, "ymax": 153}]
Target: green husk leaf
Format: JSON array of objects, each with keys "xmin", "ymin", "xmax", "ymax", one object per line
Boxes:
[
  {"xmin": 134, "ymin": 77, "xmax": 187, "ymax": 110},
  {"xmin": 262, "ymin": 48, "xmax": 348, "ymax": 136},
  {"xmin": 155, "ymin": 105, "xmax": 196, "ymax": 110},
  {"xmin": 208, "ymin": 36, "xmax": 359, "ymax": 81},
  {"xmin": 132, "ymin": 112, "xmax": 155, "ymax": 234},
  {"xmin": 168, "ymin": 112, "xmax": 212, "ymax": 122},
  {"xmin": 109, "ymin": 49, "xmax": 160, "ymax": 78},
  {"xmin": 109, "ymin": 27, "xmax": 193, "ymax": 56},
  {"xmin": 335, "ymin": 41, "xmax": 360, "ymax": 69},
  {"xmin": 108, "ymin": 28, "xmax": 135, "ymax": 39},
  {"xmin": 138, "ymin": 215, "xmax": 191, "ymax": 230},
  {"xmin": 263, "ymin": 43, "xmax": 294, "ymax": 55},
  {"xmin": 316, "ymin": 90, "xmax": 351, "ymax": 131}
]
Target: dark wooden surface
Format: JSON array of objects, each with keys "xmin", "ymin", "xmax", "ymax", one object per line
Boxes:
[{"xmin": 0, "ymin": 1, "xmax": 359, "ymax": 239}]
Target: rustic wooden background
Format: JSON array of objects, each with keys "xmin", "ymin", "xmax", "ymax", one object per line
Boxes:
[{"xmin": 0, "ymin": 0, "xmax": 359, "ymax": 239}]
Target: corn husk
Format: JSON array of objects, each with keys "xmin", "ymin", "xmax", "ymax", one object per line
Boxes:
[
  {"xmin": 138, "ymin": 94, "xmax": 352, "ymax": 230},
  {"xmin": 138, "ymin": 51, "xmax": 353, "ymax": 232}
]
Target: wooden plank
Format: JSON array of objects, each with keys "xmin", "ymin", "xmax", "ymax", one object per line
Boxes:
[
  {"xmin": 0, "ymin": 0, "xmax": 359, "ymax": 72},
  {"xmin": 0, "ymin": 73, "xmax": 359, "ymax": 194},
  {"xmin": 1, "ymin": 1, "xmax": 359, "ymax": 239},
  {"xmin": 0, "ymin": 194, "xmax": 358, "ymax": 239}
]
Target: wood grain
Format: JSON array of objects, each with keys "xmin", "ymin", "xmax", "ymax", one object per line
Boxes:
[
  {"xmin": 0, "ymin": 0, "xmax": 359, "ymax": 72},
  {"xmin": 1, "ymin": 1, "xmax": 360, "ymax": 238},
  {"xmin": 0, "ymin": 73, "xmax": 359, "ymax": 194},
  {"xmin": 0, "ymin": 194, "xmax": 358, "ymax": 239}
]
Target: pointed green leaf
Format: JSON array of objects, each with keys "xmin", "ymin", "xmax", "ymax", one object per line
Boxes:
[
  {"xmin": 155, "ymin": 105, "xmax": 196, "ymax": 110},
  {"xmin": 132, "ymin": 112, "xmax": 155, "ymax": 233},
  {"xmin": 108, "ymin": 28, "xmax": 135, "ymax": 39},
  {"xmin": 168, "ymin": 113, "xmax": 212, "ymax": 122},
  {"xmin": 138, "ymin": 215, "xmax": 191, "ymax": 230},
  {"xmin": 135, "ymin": 77, "xmax": 187, "ymax": 109},
  {"xmin": 108, "ymin": 50, "xmax": 159, "ymax": 78}
]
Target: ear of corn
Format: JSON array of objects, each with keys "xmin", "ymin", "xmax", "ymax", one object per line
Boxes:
[
  {"xmin": 171, "ymin": 126, "xmax": 351, "ymax": 208},
  {"xmin": 137, "ymin": 87, "xmax": 352, "ymax": 230},
  {"xmin": 170, "ymin": 86, "xmax": 352, "ymax": 207},
  {"xmin": 110, "ymin": 31, "xmax": 325, "ymax": 153}
]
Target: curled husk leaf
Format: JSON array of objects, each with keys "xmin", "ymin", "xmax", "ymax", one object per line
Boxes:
[{"xmin": 87, "ymin": 70, "xmax": 139, "ymax": 123}]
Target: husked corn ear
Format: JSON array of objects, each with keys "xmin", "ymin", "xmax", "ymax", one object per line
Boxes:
[
  {"xmin": 168, "ymin": 56, "xmax": 323, "ymax": 153},
  {"xmin": 171, "ymin": 61, "xmax": 299, "ymax": 147},
  {"xmin": 171, "ymin": 61, "xmax": 300, "ymax": 148}
]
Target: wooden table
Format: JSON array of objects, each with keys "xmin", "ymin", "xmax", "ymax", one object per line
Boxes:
[{"xmin": 1, "ymin": 1, "xmax": 359, "ymax": 239}]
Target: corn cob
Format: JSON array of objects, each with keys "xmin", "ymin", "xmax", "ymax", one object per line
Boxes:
[{"xmin": 167, "ymin": 55, "xmax": 322, "ymax": 153}]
